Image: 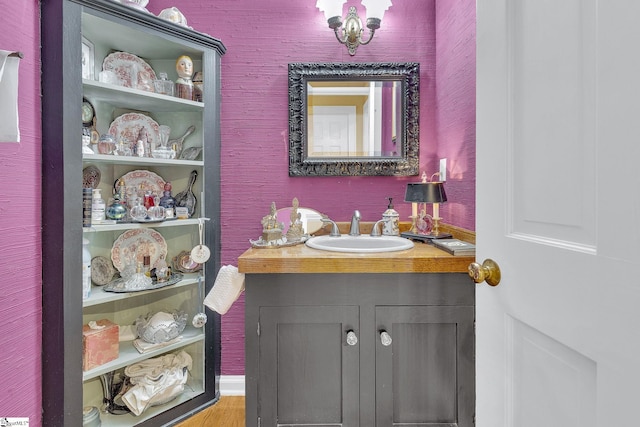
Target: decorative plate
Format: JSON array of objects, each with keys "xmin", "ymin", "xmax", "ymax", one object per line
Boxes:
[
  {"xmin": 172, "ymin": 250, "xmax": 202, "ymax": 273},
  {"xmin": 91, "ymin": 256, "xmax": 115, "ymax": 286},
  {"xmin": 82, "ymin": 165, "xmax": 101, "ymax": 189},
  {"xmin": 102, "ymin": 52, "xmax": 156, "ymax": 91},
  {"xmin": 108, "ymin": 113, "xmax": 161, "ymax": 149},
  {"xmin": 117, "ymin": 169, "xmax": 166, "ymax": 197},
  {"xmin": 111, "ymin": 228, "xmax": 168, "ymax": 273}
]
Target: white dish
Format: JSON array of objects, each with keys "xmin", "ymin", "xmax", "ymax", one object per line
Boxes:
[
  {"xmin": 117, "ymin": 169, "xmax": 166, "ymax": 197},
  {"xmin": 111, "ymin": 228, "xmax": 168, "ymax": 273},
  {"xmin": 102, "ymin": 51, "xmax": 156, "ymax": 91},
  {"xmin": 109, "ymin": 113, "xmax": 161, "ymax": 151}
]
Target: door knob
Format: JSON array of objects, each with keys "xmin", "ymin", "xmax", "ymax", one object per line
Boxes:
[
  {"xmin": 379, "ymin": 330, "xmax": 392, "ymax": 346},
  {"xmin": 468, "ymin": 259, "xmax": 501, "ymax": 287},
  {"xmin": 346, "ymin": 330, "xmax": 358, "ymax": 346}
]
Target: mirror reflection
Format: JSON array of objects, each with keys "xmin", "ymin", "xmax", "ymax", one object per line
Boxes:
[
  {"xmin": 307, "ymin": 80, "xmax": 402, "ymax": 158},
  {"xmin": 276, "ymin": 206, "xmax": 324, "ymax": 235},
  {"xmin": 289, "ymin": 62, "xmax": 420, "ymax": 177}
]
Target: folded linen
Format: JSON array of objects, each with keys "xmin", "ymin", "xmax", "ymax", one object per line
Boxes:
[
  {"xmin": 203, "ymin": 265, "xmax": 245, "ymax": 315},
  {"xmin": 122, "ymin": 350, "xmax": 192, "ymax": 416},
  {"xmin": 132, "ymin": 336, "xmax": 182, "ymax": 354}
]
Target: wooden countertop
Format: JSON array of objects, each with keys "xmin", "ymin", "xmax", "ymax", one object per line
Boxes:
[{"xmin": 238, "ymin": 240, "xmax": 474, "ymax": 274}]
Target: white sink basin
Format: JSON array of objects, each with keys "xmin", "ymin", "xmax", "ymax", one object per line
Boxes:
[{"xmin": 305, "ymin": 234, "xmax": 414, "ymax": 253}]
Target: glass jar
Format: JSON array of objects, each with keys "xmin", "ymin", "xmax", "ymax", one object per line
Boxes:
[
  {"xmin": 130, "ymin": 200, "xmax": 147, "ymax": 221},
  {"xmin": 154, "ymin": 72, "xmax": 175, "ymax": 96},
  {"xmin": 97, "ymin": 134, "xmax": 116, "ymax": 155}
]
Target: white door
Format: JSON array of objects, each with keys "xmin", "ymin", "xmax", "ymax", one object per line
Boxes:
[
  {"xmin": 477, "ymin": 1, "xmax": 640, "ymax": 426},
  {"xmin": 309, "ymin": 106, "xmax": 357, "ymax": 156}
]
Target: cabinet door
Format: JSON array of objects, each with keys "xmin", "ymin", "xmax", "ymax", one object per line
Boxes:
[
  {"xmin": 375, "ymin": 305, "xmax": 475, "ymax": 427},
  {"xmin": 259, "ymin": 306, "xmax": 360, "ymax": 427}
]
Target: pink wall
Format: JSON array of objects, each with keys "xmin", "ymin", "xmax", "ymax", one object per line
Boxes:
[
  {"xmin": 0, "ymin": 0, "xmax": 475, "ymax": 421},
  {"xmin": 148, "ymin": 0, "xmax": 476, "ymax": 375},
  {"xmin": 0, "ymin": 0, "xmax": 42, "ymax": 422},
  {"xmin": 435, "ymin": 0, "xmax": 476, "ymax": 231}
]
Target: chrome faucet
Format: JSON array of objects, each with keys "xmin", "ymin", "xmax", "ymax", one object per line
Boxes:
[
  {"xmin": 370, "ymin": 218, "xmax": 387, "ymax": 237},
  {"xmin": 321, "ymin": 217, "xmax": 341, "ymax": 237},
  {"xmin": 349, "ymin": 210, "xmax": 361, "ymax": 236}
]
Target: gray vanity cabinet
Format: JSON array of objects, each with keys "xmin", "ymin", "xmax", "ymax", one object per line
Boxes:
[
  {"xmin": 375, "ymin": 305, "xmax": 475, "ymax": 426},
  {"xmin": 258, "ymin": 306, "xmax": 360, "ymax": 426},
  {"xmin": 245, "ymin": 272, "xmax": 475, "ymax": 427}
]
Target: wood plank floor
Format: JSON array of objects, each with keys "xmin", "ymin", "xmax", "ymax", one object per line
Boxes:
[{"xmin": 176, "ymin": 396, "xmax": 245, "ymax": 427}]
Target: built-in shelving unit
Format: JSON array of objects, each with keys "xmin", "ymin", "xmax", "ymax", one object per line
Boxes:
[{"xmin": 41, "ymin": 1, "xmax": 225, "ymax": 425}]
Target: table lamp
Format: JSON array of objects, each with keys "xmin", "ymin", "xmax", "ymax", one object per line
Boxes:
[{"xmin": 402, "ymin": 175, "xmax": 452, "ymax": 241}]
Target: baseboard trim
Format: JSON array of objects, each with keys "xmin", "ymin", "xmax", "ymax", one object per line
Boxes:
[{"xmin": 220, "ymin": 375, "xmax": 245, "ymax": 396}]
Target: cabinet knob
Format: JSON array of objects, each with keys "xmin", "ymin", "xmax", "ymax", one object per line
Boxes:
[
  {"xmin": 379, "ymin": 330, "xmax": 392, "ymax": 346},
  {"xmin": 346, "ymin": 330, "xmax": 358, "ymax": 346}
]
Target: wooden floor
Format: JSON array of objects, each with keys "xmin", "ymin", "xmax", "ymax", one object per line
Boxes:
[{"xmin": 176, "ymin": 396, "xmax": 245, "ymax": 427}]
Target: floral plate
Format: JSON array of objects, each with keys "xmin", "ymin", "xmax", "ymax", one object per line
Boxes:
[
  {"xmin": 111, "ymin": 228, "xmax": 168, "ymax": 273},
  {"xmin": 117, "ymin": 169, "xmax": 166, "ymax": 198},
  {"xmin": 108, "ymin": 112, "xmax": 161, "ymax": 151},
  {"xmin": 102, "ymin": 51, "xmax": 156, "ymax": 91}
]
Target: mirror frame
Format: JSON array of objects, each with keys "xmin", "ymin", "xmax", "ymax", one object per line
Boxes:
[{"xmin": 288, "ymin": 62, "xmax": 420, "ymax": 177}]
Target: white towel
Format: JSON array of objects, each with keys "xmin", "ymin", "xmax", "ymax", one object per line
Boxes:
[
  {"xmin": 0, "ymin": 50, "xmax": 20, "ymax": 143},
  {"xmin": 122, "ymin": 351, "xmax": 192, "ymax": 416},
  {"xmin": 203, "ymin": 265, "xmax": 245, "ymax": 315}
]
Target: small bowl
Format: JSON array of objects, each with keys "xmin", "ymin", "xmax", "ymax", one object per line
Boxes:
[{"xmin": 135, "ymin": 310, "xmax": 187, "ymax": 344}]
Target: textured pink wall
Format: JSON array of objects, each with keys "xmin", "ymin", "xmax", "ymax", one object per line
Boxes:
[
  {"xmin": 148, "ymin": 0, "xmax": 476, "ymax": 375},
  {"xmin": 150, "ymin": 0, "xmax": 439, "ymax": 375},
  {"xmin": 0, "ymin": 0, "xmax": 42, "ymax": 422},
  {"xmin": 435, "ymin": 0, "xmax": 476, "ymax": 231}
]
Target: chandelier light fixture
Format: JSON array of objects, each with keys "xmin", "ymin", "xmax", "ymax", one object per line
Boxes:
[{"xmin": 316, "ymin": 0, "xmax": 393, "ymax": 55}]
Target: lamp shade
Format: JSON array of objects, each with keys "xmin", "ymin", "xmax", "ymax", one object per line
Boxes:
[
  {"xmin": 404, "ymin": 182, "xmax": 447, "ymax": 204},
  {"xmin": 316, "ymin": 0, "xmax": 347, "ymax": 19},
  {"xmin": 361, "ymin": 0, "xmax": 392, "ymax": 20}
]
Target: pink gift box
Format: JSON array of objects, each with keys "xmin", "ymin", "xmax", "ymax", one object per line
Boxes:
[{"xmin": 83, "ymin": 319, "xmax": 119, "ymax": 371}]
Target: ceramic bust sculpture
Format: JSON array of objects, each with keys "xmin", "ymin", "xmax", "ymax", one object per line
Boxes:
[{"xmin": 175, "ymin": 55, "xmax": 194, "ymax": 100}]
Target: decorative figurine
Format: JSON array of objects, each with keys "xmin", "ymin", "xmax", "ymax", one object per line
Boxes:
[
  {"xmin": 286, "ymin": 197, "xmax": 304, "ymax": 242},
  {"xmin": 175, "ymin": 55, "xmax": 194, "ymax": 100},
  {"xmin": 158, "ymin": 182, "xmax": 176, "ymax": 219},
  {"xmin": 261, "ymin": 202, "xmax": 284, "ymax": 243}
]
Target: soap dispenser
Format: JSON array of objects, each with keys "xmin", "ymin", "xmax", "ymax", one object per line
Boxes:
[{"xmin": 382, "ymin": 197, "xmax": 400, "ymax": 236}]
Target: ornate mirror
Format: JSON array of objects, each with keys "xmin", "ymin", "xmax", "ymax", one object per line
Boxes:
[{"xmin": 288, "ymin": 62, "xmax": 420, "ymax": 176}]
